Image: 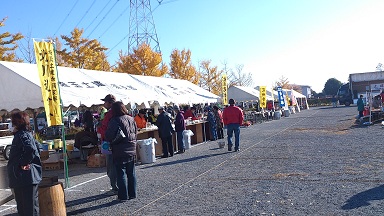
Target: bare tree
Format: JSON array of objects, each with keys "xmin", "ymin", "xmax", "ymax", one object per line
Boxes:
[
  {"xmin": 273, "ymin": 75, "xmax": 290, "ymax": 89},
  {"xmin": 18, "ymin": 30, "xmax": 35, "ymax": 63},
  {"xmin": 228, "ymin": 64, "xmax": 253, "ymax": 87}
]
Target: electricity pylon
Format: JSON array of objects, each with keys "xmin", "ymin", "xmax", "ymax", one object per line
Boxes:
[{"xmin": 128, "ymin": 0, "xmax": 161, "ymax": 54}]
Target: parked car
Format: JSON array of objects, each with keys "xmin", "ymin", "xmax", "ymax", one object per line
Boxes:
[{"xmin": 0, "ymin": 122, "xmax": 13, "ymax": 160}]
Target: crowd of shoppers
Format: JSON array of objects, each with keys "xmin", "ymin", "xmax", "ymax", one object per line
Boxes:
[{"xmin": 6, "ymin": 95, "xmax": 245, "ymax": 209}]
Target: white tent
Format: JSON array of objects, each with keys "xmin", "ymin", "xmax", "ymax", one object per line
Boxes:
[
  {"xmin": 228, "ymin": 86, "xmax": 260, "ymax": 102},
  {"xmin": 130, "ymin": 74, "xmax": 219, "ymax": 105},
  {"xmin": 284, "ymin": 89, "xmax": 309, "ymax": 109},
  {"xmin": 228, "ymin": 86, "xmax": 275, "ymax": 102},
  {"xmin": 0, "ymin": 61, "xmax": 219, "ymax": 111}
]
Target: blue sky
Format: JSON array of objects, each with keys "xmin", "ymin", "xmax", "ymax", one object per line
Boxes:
[{"xmin": 2, "ymin": 0, "xmax": 384, "ymax": 92}]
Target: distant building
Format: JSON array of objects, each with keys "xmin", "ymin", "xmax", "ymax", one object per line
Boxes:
[{"xmin": 299, "ymin": 85, "xmax": 312, "ymax": 98}]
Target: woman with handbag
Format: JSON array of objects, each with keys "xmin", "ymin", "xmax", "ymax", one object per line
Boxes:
[
  {"xmin": 105, "ymin": 101, "xmax": 138, "ymax": 201},
  {"xmin": 7, "ymin": 111, "xmax": 42, "ymax": 216}
]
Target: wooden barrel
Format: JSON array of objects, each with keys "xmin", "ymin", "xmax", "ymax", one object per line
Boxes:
[{"xmin": 38, "ymin": 182, "xmax": 66, "ymax": 216}]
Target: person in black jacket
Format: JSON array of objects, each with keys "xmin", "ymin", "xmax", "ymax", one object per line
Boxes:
[
  {"xmin": 105, "ymin": 101, "xmax": 138, "ymax": 201},
  {"xmin": 156, "ymin": 106, "xmax": 175, "ymax": 158},
  {"xmin": 7, "ymin": 111, "xmax": 42, "ymax": 216},
  {"xmin": 174, "ymin": 106, "xmax": 186, "ymax": 154}
]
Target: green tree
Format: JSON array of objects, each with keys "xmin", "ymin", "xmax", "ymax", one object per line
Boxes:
[
  {"xmin": 0, "ymin": 17, "xmax": 23, "ymax": 62},
  {"xmin": 323, "ymin": 78, "xmax": 342, "ymax": 96},
  {"xmin": 57, "ymin": 28, "xmax": 110, "ymax": 71},
  {"xmin": 169, "ymin": 48, "xmax": 200, "ymax": 84}
]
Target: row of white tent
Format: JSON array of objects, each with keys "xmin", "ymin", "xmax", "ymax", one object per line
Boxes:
[
  {"xmin": 228, "ymin": 85, "xmax": 309, "ymax": 108},
  {"xmin": 0, "ymin": 61, "xmax": 220, "ymax": 111}
]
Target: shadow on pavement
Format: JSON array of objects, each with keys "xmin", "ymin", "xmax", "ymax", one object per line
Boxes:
[
  {"xmin": 341, "ymin": 184, "xmax": 384, "ymax": 210},
  {"xmin": 0, "ymin": 166, "xmax": 9, "ymax": 189},
  {"xmin": 66, "ymin": 193, "xmax": 119, "ymax": 215},
  {"xmin": 139, "ymin": 152, "xmax": 229, "ymax": 169}
]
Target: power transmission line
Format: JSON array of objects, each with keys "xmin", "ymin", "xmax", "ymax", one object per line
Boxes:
[
  {"xmin": 75, "ymin": 0, "xmax": 97, "ymax": 28},
  {"xmin": 106, "ymin": 34, "xmax": 129, "ymax": 55},
  {"xmin": 53, "ymin": 0, "xmax": 80, "ymax": 36},
  {"xmin": 84, "ymin": 0, "xmax": 113, "ymax": 33},
  {"xmin": 87, "ymin": 0, "xmax": 121, "ymax": 38},
  {"xmin": 98, "ymin": 5, "xmax": 130, "ymax": 39}
]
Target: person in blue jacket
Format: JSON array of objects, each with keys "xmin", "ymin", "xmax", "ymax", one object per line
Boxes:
[
  {"xmin": 205, "ymin": 106, "xmax": 218, "ymax": 141},
  {"xmin": 7, "ymin": 111, "xmax": 42, "ymax": 216}
]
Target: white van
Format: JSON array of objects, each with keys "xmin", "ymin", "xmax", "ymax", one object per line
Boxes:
[{"xmin": 0, "ymin": 122, "xmax": 13, "ymax": 160}]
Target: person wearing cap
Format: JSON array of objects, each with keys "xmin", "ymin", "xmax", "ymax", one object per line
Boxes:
[
  {"xmin": 134, "ymin": 109, "xmax": 147, "ymax": 129},
  {"xmin": 174, "ymin": 105, "xmax": 186, "ymax": 154},
  {"xmin": 223, "ymin": 98, "xmax": 244, "ymax": 151},
  {"xmin": 155, "ymin": 106, "xmax": 175, "ymax": 158},
  {"xmin": 97, "ymin": 94, "xmax": 119, "ymax": 195}
]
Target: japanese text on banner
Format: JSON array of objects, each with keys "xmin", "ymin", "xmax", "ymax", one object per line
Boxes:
[
  {"xmin": 34, "ymin": 41, "xmax": 62, "ymax": 126},
  {"xmin": 259, "ymin": 86, "xmax": 267, "ymax": 108},
  {"xmin": 277, "ymin": 87, "xmax": 285, "ymax": 108},
  {"xmin": 222, "ymin": 74, "xmax": 228, "ymax": 105}
]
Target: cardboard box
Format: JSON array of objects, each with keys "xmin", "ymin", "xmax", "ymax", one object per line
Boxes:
[
  {"xmin": 87, "ymin": 154, "xmax": 106, "ymax": 168},
  {"xmin": 42, "ymin": 161, "xmax": 63, "ymax": 171},
  {"xmin": 41, "ymin": 152, "xmax": 62, "ymax": 163},
  {"xmin": 40, "ymin": 150, "xmax": 50, "ymax": 161}
]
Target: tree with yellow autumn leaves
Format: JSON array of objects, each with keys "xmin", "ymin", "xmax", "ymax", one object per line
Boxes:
[
  {"xmin": 56, "ymin": 28, "xmax": 111, "ymax": 71},
  {"xmin": 114, "ymin": 43, "xmax": 168, "ymax": 76},
  {"xmin": 169, "ymin": 48, "xmax": 200, "ymax": 84},
  {"xmin": 199, "ymin": 60, "xmax": 222, "ymax": 95},
  {"xmin": 0, "ymin": 17, "xmax": 23, "ymax": 62}
]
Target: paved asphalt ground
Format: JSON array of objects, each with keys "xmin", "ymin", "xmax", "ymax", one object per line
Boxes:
[{"xmin": 1, "ymin": 106, "xmax": 384, "ymax": 215}]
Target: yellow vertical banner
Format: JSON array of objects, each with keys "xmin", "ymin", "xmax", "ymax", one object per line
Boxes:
[
  {"xmin": 34, "ymin": 41, "xmax": 62, "ymax": 126},
  {"xmin": 221, "ymin": 74, "xmax": 228, "ymax": 105},
  {"xmin": 259, "ymin": 86, "xmax": 267, "ymax": 108},
  {"xmin": 285, "ymin": 90, "xmax": 290, "ymax": 106}
]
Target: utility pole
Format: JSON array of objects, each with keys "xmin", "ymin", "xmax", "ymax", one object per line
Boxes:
[{"xmin": 128, "ymin": 0, "xmax": 161, "ymax": 54}]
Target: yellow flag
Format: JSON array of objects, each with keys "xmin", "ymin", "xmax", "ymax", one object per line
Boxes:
[
  {"xmin": 285, "ymin": 90, "xmax": 290, "ymax": 106},
  {"xmin": 34, "ymin": 41, "xmax": 62, "ymax": 126},
  {"xmin": 221, "ymin": 74, "xmax": 228, "ymax": 105},
  {"xmin": 259, "ymin": 86, "xmax": 267, "ymax": 108}
]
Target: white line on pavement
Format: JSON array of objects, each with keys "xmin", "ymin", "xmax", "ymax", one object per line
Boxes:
[
  {"xmin": 132, "ymin": 110, "xmax": 320, "ymax": 214},
  {"xmin": 0, "ymin": 205, "xmax": 17, "ymax": 213},
  {"xmin": 65, "ymin": 174, "xmax": 107, "ymax": 190}
]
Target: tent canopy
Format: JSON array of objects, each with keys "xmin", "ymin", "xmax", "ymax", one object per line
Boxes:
[
  {"xmin": 0, "ymin": 61, "xmax": 219, "ymax": 111},
  {"xmin": 228, "ymin": 86, "xmax": 274, "ymax": 102}
]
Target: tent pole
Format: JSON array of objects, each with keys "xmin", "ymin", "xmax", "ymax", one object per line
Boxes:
[{"xmin": 52, "ymin": 42, "xmax": 69, "ymax": 188}]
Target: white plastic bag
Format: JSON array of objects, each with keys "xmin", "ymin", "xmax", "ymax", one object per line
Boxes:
[
  {"xmin": 182, "ymin": 130, "xmax": 194, "ymax": 149},
  {"xmin": 137, "ymin": 138, "xmax": 156, "ymax": 164}
]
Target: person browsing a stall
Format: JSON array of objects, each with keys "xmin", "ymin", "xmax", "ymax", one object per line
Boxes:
[
  {"xmin": 184, "ymin": 106, "xmax": 198, "ymax": 120},
  {"xmin": 97, "ymin": 94, "xmax": 119, "ymax": 196},
  {"xmin": 134, "ymin": 109, "xmax": 147, "ymax": 129}
]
